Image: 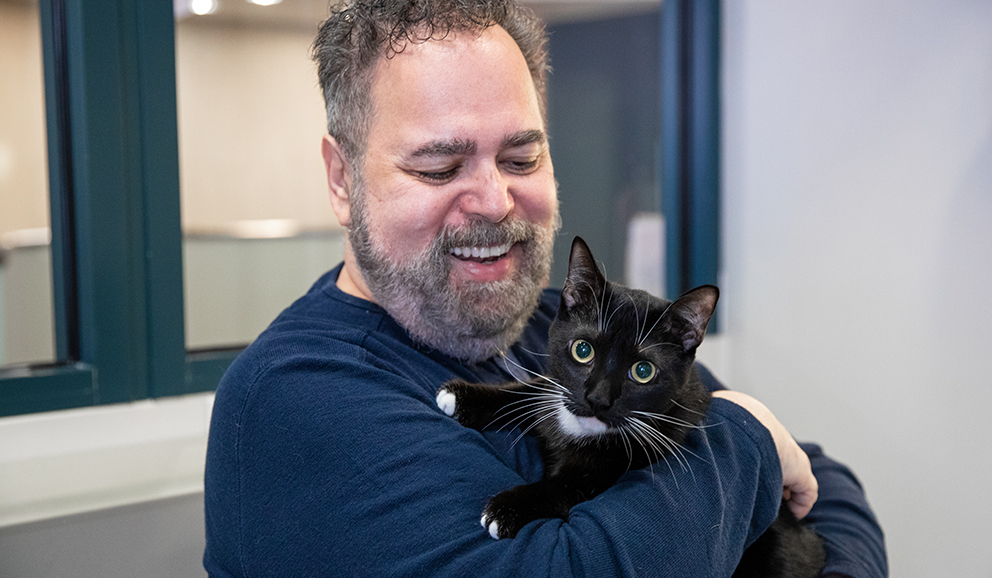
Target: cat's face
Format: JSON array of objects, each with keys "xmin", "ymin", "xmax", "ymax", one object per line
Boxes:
[{"xmin": 546, "ymin": 237, "xmax": 718, "ymax": 439}]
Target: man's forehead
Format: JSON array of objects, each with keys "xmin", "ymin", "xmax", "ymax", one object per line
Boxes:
[{"xmin": 366, "ymin": 23, "xmax": 545, "ymax": 159}]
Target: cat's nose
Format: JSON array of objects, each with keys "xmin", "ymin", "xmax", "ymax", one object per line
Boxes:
[{"xmin": 585, "ymin": 384, "xmax": 614, "ymax": 413}]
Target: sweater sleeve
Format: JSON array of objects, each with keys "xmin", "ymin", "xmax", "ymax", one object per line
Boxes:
[
  {"xmin": 694, "ymin": 363, "xmax": 888, "ymax": 578},
  {"xmin": 801, "ymin": 443, "xmax": 888, "ymax": 578},
  {"xmin": 205, "ymin": 353, "xmax": 783, "ymax": 578}
]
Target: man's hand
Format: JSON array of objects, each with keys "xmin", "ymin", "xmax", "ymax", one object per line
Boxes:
[{"xmin": 712, "ymin": 390, "xmax": 818, "ymax": 519}]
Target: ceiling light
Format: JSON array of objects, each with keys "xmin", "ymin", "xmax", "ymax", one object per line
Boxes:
[{"xmin": 190, "ymin": 0, "xmax": 217, "ymax": 15}]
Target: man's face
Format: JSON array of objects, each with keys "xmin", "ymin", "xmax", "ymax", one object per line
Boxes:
[{"xmin": 347, "ymin": 25, "xmax": 559, "ymax": 362}]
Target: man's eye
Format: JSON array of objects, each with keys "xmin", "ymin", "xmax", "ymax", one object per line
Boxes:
[
  {"xmin": 503, "ymin": 159, "xmax": 539, "ymax": 174},
  {"xmin": 417, "ymin": 168, "xmax": 458, "ymax": 182}
]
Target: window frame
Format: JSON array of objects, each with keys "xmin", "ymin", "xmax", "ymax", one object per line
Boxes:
[
  {"xmin": 661, "ymin": 0, "xmax": 721, "ymax": 327},
  {"xmin": 0, "ymin": 0, "xmax": 237, "ymax": 418}
]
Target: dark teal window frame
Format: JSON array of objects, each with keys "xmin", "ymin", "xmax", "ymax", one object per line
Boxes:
[
  {"xmin": 661, "ymin": 0, "xmax": 721, "ymax": 328},
  {"xmin": 0, "ymin": 0, "xmax": 238, "ymax": 418}
]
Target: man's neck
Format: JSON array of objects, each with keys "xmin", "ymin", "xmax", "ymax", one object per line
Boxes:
[{"xmin": 337, "ymin": 249, "xmax": 376, "ymax": 303}]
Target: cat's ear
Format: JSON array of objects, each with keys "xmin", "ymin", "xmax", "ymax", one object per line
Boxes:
[
  {"xmin": 663, "ymin": 285, "xmax": 719, "ymax": 353},
  {"xmin": 561, "ymin": 237, "xmax": 606, "ymax": 311}
]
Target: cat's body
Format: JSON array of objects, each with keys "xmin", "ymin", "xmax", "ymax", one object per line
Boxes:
[{"xmin": 436, "ymin": 237, "xmax": 824, "ymax": 578}]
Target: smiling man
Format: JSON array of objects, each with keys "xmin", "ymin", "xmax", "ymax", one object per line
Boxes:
[
  {"xmin": 202, "ymin": 1, "xmax": 887, "ymax": 577},
  {"xmin": 323, "ymin": 23, "xmax": 560, "ymax": 362}
]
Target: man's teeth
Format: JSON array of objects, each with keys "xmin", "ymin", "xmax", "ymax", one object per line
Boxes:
[{"xmin": 450, "ymin": 243, "xmax": 512, "ymax": 259}]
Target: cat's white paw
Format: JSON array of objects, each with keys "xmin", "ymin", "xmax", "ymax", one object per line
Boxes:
[
  {"xmin": 481, "ymin": 514, "xmax": 500, "ymax": 540},
  {"xmin": 436, "ymin": 389, "xmax": 456, "ymax": 417}
]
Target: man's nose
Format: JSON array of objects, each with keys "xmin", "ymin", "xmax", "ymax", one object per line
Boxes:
[{"xmin": 458, "ymin": 164, "xmax": 514, "ymax": 222}]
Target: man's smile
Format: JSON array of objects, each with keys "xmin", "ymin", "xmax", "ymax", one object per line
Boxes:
[{"xmin": 449, "ymin": 242, "xmax": 513, "ymax": 263}]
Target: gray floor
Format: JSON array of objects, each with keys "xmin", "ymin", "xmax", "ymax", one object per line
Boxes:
[{"xmin": 0, "ymin": 493, "xmax": 207, "ymax": 578}]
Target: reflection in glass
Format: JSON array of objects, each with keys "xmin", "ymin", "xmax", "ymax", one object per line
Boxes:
[
  {"xmin": 175, "ymin": 0, "xmax": 344, "ymax": 350},
  {"xmin": 0, "ymin": 0, "xmax": 56, "ymax": 367}
]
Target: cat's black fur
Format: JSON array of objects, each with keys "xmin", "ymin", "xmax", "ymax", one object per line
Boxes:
[{"xmin": 437, "ymin": 236, "xmax": 825, "ymax": 578}]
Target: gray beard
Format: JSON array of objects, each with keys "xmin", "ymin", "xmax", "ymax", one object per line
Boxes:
[{"xmin": 349, "ymin": 194, "xmax": 558, "ymax": 363}]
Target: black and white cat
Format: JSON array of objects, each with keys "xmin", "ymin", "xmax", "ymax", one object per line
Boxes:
[{"xmin": 436, "ymin": 236, "xmax": 824, "ymax": 578}]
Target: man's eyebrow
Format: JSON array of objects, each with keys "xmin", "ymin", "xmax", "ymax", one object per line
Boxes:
[
  {"xmin": 410, "ymin": 139, "xmax": 477, "ymax": 158},
  {"xmin": 501, "ymin": 129, "xmax": 546, "ymax": 150},
  {"xmin": 407, "ymin": 131, "xmax": 546, "ymax": 159}
]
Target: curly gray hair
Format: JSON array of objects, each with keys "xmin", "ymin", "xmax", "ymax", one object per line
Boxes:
[{"xmin": 311, "ymin": 0, "xmax": 550, "ymax": 166}]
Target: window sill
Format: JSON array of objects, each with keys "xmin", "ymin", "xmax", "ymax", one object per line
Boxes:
[{"xmin": 0, "ymin": 392, "xmax": 214, "ymax": 528}]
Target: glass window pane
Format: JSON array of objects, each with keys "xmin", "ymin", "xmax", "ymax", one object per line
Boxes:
[
  {"xmin": 0, "ymin": 0, "xmax": 56, "ymax": 367},
  {"xmin": 174, "ymin": 0, "xmax": 344, "ymax": 350}
]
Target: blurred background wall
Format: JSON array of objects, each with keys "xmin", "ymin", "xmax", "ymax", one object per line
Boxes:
[{"xmin": 705, "ymin": 1, "xmax": 992, "ymax": 576}]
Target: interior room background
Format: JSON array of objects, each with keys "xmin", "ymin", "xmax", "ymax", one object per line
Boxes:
[{"xmin": 1, "ymin": 0, "xmax": 990, "ymax": 576}]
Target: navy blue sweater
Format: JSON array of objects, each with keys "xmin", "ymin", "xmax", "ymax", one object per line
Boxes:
[{"xmin": 204, "ymin": 265, "xmax": 886, "ymax": 577}]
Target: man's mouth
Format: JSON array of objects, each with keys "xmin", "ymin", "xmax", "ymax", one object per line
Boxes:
[{"xmin": 449, "ymin": 242, "xmax": 513, "ymax": 263}]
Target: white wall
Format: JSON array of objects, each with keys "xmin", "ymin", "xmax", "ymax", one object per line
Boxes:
[
  {"xmin": 0, "ymin": 1, "xmax": 49, "ymax": 238},
  {"xmin": 711, "ymin": 1, "xmax": 992, "ymax": 576},
  {"xmin": 174, "ymin": 18, "xmax": 335, "ymax": 233}
]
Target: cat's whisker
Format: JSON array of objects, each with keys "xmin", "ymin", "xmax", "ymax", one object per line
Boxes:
[
  {"xmin": 503, "ymin": 382, "xmax": 568, "ymax": 405},
  {"xmin": 670, "ymin": 400, "xmax": 710, "ymax": 418},
  {"xmin": 594, "ymin": 286, "xmax": 604, "ymax": 333},
  {"xmin": 628, "ymin": 417, "xmax": 692, "ymax": 474},
  {"xmin": 625, "ymin": 421, "xmax": 676, "ymax": 485},
  {"xmin": 636, "ymin": 417, "xmax": 692, "ymax": 464},
  {"xmin": 509, "ymin": 405, "xmax": 564, "ymax": 449},
  {"xmin": 625, "ymin": 294, "xmax": 642, "ymax": 343},
  {"xmin": 638, "ymin": 309, "xmax": 669, "ymax": 347},
  {"xmin": 616, "ymin": 426, "xmax": 635, "ymax": 473},
  {"xmin": 498, "ymin": 380, "xmax": 569, "ymax": 398},
  {"xmin": 627, "ymin": 295, "xmax": 650, "ymax": 346},
  {"xmin": 507, "ymin": 369, "xmax": 568, "ymax": 394},
  {"xmin": 491, "ymin": 394, "xmax": 561, "ymax": 421},
  {"xmin": 496, "ymin": 350, "xmax": 567, "ymax": 391},
  {"xmin": 601, "ymin": 285, "xmax": 616, "ymax": 333},
  {"xmin": 604, "ymin": 302, "xmax": 623, "ymax": 334},
  {"xmin": 637, "ymin": 342, "xmax": 682, "ymax": 353},
  {"xmin": 629, "ymin": 410, "xmax": 712, "ymax": 472},
  {"xmin": 621, "ymin": 424, "xmax": 658, "ymax": 482},
  {"xmin": 495, "ymin": 394, "xmax": 562, "ymax": 418},
  {"xmin": 640, "ymin": 301, "xmax": 651, "ymax": 344},
  {"xmin": 485, "ymin": 393, "xmax": 563, "ymax": 431},
  {"xmin": 493, "ymin": 399, "xmax": 562, "ymax": 436},
  {"xmin": 630, "ymin": 417, "xmax": 705, "ymax": 483},
  {"xmin": 630, "ymin": 410, "xmax": 714, "ymax": 430},
  {"xmin": 535, "ymin": 378, "xmax": 571, "ymax": 394},
  {"xmin": 515, "ymin": 345, "xmax": 550, "ymax": 357},
  {"xmin": 595, "ymin": 283, "xmax": 606, "ymax": 333}
]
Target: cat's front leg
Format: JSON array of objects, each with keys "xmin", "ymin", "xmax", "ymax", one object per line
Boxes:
[
  {"xmin": 436, "ymin": 379, "xmax": 529, "ymax": 431},
  {"xmin": 480, "ymin": 478, "xmax": 581, "ymax": 540}
]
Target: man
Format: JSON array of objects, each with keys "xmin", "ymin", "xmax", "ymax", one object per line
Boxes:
[{"xmin": 203, "ymin": 0, "xmax": 886, "ymax": 576}]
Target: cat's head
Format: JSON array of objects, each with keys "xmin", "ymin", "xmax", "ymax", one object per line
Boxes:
[{"xmin": 547, "ymin": 237, "xmax": 718, "ymax": 439}]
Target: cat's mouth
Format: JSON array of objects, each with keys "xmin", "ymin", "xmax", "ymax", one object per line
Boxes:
[
  {"xmin": 449, "ymin": 242, "xmax": 513, "ymax": 264},
  {"xmin": 557, "ymin": 402, "xmax": 611, "ymax": 437}
]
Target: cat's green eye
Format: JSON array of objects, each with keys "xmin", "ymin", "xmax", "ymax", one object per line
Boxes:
[
  {"xmin": 630, "ymin": 361, "xmax": 656, "ymax": 383},
  {"xmin": 570, "ymin": 340, "xmax": 595, "ymax": 364}
]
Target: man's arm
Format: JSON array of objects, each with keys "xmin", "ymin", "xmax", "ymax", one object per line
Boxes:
[
  {"xmin": 713, "ymin": 389, "xmax": 818, "ymax": 519},
  {"xmin": 205, "ymin": 354, "xmax": 785, "ymax": 578},
  {"xmin": 802, "ymin": 442, "xmax": 888, "ymax": 578},
  {"xmin": 697, "ymin": 364, "xmax": 888, "ymax": 578}
]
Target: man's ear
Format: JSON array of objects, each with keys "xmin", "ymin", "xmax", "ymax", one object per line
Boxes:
[{"xmin": 322, "ymin": 134, "xmax": 352, "ymax": 228}]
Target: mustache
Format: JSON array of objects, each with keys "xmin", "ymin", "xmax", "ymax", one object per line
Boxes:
[{"xmin": 433, "ymin": 218, "xmax": 538, "ymax": 255}]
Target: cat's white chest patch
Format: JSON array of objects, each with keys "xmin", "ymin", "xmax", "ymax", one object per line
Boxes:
[{"xmin": 556, "ymin": 404, "xmax": 608, "ymax": 437}]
